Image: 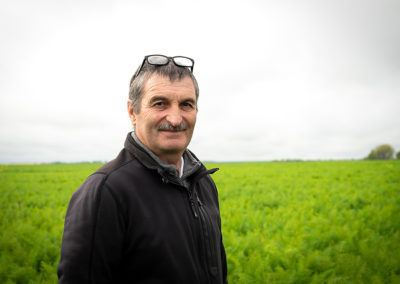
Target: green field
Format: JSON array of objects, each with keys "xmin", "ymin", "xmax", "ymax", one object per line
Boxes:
[{"xmin": 0, "ymin": 161, "xmax": 399, "ymax": 283}]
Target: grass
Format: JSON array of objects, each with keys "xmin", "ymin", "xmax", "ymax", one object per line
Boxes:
[{"xmin": 0, "ymin": 160, "xmax": 399, "ymax": 283}]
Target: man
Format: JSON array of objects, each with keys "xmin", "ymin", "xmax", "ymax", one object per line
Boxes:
[{"xmin": 58, "ymin": 55, "xmax": 228, "ymax": 284}]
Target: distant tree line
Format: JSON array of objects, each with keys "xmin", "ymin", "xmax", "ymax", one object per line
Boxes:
[{"xmin": 365, "ymin": 144, "xmax": 400, "ymax": 160}]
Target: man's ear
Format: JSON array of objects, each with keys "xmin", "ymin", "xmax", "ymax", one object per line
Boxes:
[{"xmin": 127, "ymin": 100, "xmax": 136, "ymax": 126}]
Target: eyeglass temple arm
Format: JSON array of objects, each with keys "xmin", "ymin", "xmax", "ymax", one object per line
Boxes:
[{"xmin": 130, "ymin": 57, "xmax": 147, "ymax": 86}]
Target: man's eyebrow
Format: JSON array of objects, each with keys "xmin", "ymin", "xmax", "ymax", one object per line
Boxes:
[
  {"xmin": 182, "ymin": 98, "xmax": 196, "ymax": 104},
  {"xmin": 149, "ymin": 96, "xmax": 168, "ymax": 104},
  {"xmin": 149, "ymin": 96, "xmax": 196, "ymax": 104}
]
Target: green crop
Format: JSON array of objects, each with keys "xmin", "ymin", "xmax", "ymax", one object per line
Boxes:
[
  {"xmin": 0, "ymin": 161, "xmax": 399, "ymax": 283},
  {"xmin": 0, "ymin": 163, "xmax": 102, "ymax": 283},
  {"xmin": 211, "ymin": 161, "xmax": 400, "ymax": 283}
]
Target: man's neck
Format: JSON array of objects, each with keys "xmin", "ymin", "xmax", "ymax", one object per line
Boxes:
[{"xmin": 158, "ymin": 153, "xmax": 183, "ymax": 173}]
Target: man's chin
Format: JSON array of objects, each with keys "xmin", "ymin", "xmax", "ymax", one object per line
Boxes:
[
  {"xmin": 157, "ymin": 141, "xmax": 188, "ymax": 154},
  {"xmin": 155, "ymin": 131, "xmax": 192, "ymax": 154}
]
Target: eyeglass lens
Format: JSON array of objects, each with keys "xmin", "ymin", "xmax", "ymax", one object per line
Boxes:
[
  {"xmin": 173, "ymin": 57, "xmax": 193, "ymax": 67},
  {"xmin": 147, "ymin": 55, "xmax": 169, "ymax": 65}
]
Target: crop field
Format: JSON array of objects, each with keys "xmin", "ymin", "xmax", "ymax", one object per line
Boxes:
[{"xmin": 0, "ymin": 160, "xmax": 399, "ymax": 283}]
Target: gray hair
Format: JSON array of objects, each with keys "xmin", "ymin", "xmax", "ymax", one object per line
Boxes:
[{"xmin": 129, "ymin": 60, "xmax": 199, "ymax": 113}]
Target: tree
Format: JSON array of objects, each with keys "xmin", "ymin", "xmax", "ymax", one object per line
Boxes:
[
  {"xmin": 366, "ymin": 144, "xmax": 395, "ymax": 160},
  {"xmin": 397, "ymin": 151, "xmax": 400, "ymax": 160}
]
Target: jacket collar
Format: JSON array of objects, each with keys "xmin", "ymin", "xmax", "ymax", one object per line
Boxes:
[{"xmin": 124, "ymin": 132, "xmax": 203, "ymax": 182}]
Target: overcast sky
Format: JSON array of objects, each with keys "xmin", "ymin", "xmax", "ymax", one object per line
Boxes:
[{"xmin": 1, "ymin": 0, "xmax": 399, "ymax": 163}]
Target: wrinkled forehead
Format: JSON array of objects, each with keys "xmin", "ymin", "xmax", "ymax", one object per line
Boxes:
[{"xmin": 143, "ymin": 74, "xmax": 196, "ymax": 100}]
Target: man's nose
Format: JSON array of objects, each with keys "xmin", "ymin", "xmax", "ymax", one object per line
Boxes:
[{"xmin": 166, "ymin": 106, "xmax": 183, "ymax": 126}]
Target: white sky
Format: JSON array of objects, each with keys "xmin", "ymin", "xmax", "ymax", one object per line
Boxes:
[{"xmin": 1, "ymin": 0, "xmax": 399, "ymax": 163}]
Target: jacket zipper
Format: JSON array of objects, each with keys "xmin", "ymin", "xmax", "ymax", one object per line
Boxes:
[
  {"xmin": 163, "ymin": 169, "xmax": 220, "ymax": 283},
  {"xmin": 193, "ymin": 192, "xmax": 212, "ymax": 284},
  {"xmin": 161, "ymin": 174, "xmax": 198, "ymax": 218},
  {"xmin": 197, "ymin": 195, "xmax": 218, "ymax": 281}
]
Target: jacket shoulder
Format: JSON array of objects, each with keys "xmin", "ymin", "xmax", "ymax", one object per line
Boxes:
[
  {"xmin": 95, "ymin": 148, "xmax": 136, "ymax": 176},
  {"xmin": 70, "ymin": 148, "xmax": 139, "ymax": 201}
]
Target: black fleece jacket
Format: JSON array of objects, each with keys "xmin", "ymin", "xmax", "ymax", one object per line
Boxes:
[{"xmin": 58, "ymin": 133, "xmax": 227, "ymax": 284}]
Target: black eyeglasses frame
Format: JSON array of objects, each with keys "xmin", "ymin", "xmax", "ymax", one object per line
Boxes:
[{"xmin": 130, "ymin": 54, "xmax": 195, "ymax": 85}]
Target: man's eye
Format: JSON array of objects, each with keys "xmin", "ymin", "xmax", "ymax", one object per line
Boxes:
[
  {"xmin": 153, "ymin": 102, "xmax": 165, "ymax": 107},
  {"xmin": 181, "ymin": 102, "xmax": 194, "ymax": 110}
]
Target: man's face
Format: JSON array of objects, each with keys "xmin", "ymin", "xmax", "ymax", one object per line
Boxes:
[{"xmin": 128, "ymin": 74, "xmax": 197, "ymax": 159}]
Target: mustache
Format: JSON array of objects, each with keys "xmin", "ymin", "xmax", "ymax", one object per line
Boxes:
[{"xmin": 157, "ymin": 121, "xmax": 187, "ymax": 131}]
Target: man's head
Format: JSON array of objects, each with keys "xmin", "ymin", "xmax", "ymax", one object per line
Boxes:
[
  {"xmin": 129, "ymin": 55, "xmax": 199, "ymax": 113},
  {"xmin": 127, "ymin": 55, "xmax": 199, "ymax": 160}
]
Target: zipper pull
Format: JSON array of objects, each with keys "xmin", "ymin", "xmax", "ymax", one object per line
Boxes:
[{"xmin": 190, "ymin": 197, "xmax": 198, "ymax": 218}]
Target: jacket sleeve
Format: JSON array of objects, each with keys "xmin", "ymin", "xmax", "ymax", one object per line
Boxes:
[{"xmin": 58, "ymin": 174, "xmax": 125, "ymax": 284}]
